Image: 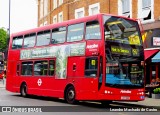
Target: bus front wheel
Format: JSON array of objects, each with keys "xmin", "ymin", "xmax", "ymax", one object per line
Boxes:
[
  {"xmin": 65, "ymin": 86, "xmax": 76, "ymax": 104},
  {"xmin": 20, "ymin": 84, "xmax": 28, "ymax": 97}
]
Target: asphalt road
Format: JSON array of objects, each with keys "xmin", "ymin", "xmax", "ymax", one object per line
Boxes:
[{"xmin": 0, "ymin": 88, "xmax": 160, "ymax": 115}]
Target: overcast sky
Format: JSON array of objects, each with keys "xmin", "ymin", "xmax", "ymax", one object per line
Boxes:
[{"xmin": 0, "ymin": 0, "xmax": 37, "ymax": 34}]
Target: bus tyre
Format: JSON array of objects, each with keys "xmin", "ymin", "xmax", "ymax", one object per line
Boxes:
[
  {"xmin": 65, "ymin": 86, "xmax": 76, "ymax": 104},
  {"xmin": 20, "ymin": 84, "xmax": 28, "ymax": 97}
]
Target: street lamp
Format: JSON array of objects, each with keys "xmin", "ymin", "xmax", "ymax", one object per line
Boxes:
[
  {"xmin": 8, "ymin": 0, "xmax": 11, "ymax": 38},
  {"xmin": 4, "ymin": 0, "xmax": 11, "ymax": 61}
]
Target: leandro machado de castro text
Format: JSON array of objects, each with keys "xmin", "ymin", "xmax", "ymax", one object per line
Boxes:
[{"xmin": 110, "ymin": 108, "xmax": 158, "ymax": 112}]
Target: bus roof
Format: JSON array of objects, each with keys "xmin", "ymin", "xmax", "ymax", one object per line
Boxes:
[{"xmin": 11, "ymin": 13, "xmax": 137, "ymax": 37}]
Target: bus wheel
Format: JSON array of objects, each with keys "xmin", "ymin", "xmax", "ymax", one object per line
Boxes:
[
  {"xmin": 65, "ymin": 86, "xmax": 76, "ymax": 104},
  {"xmin": 20, "ymin": 84, "xmax": 28, "ymax": 97}
]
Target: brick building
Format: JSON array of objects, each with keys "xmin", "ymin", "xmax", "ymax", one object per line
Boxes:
[{"xmin": 37, "ymin": 0, "xmax": 160, "ymax": 84}]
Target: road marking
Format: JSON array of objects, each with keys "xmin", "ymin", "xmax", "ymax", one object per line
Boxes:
[{"xmin": 118, "ymin": 113, "xmax": 128, "ymax": 115}]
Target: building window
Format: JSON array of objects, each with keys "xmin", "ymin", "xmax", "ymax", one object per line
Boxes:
[
  {"xmin": 40, "ymin": 23, "xmax": 43, "ymax": 27},
  {"xmin": 44, "ymin": 0, "xmax": 48, "ymax": 16},
  {"xmin": 89, "ymin": 3, "xmax": 100, "ymax": 16},
  {"xmin": 75, "ymin": 7, "xmax": 84, "ymax": 19},
  {"xmin": 138, "ymin": 0, "xmax": 154, "ymax": 23},
  {"xmin": 118, "ymin": 0, "xmax": 132, "ymax": 18},
  {"xmin": 44, "ymin": 21, "xmax": 47, "ymax": 25},
  {"xmin": 53, "ymin": 15, "xmax": 57, "ymax": 24},
  {"xmin": 40, "ymin": 0, "xmax": 43, "ymax": 19},
  {"xmin": 53, "ymin": 0, "xmax": 57, "ymax": 9},
  {"xmin": 142, "ymin": 0, "xmax": 151, "ymax": 9},
  {"xmin": 122, "ymin": 0, "xmax": 131, "ymax": 18},
  {"xmin": 58, "ymin": 0, "xmax": 63, "ymax": 6},
  {"xmin": 58, "ymin": 12, "xmax": 63, "ymax": 23}
]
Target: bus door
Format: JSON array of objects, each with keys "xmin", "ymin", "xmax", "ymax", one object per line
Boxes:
[
  {"xmin": 83, "ymin": 57, "xmax": 100, "ymax": 98},
  {"xmin": 67, "ymin": 56, "xmax": 85, "ymax": 85},
  {"xmin": 67, "ymin": 56, "xmax": 101, "ymax": 99}
]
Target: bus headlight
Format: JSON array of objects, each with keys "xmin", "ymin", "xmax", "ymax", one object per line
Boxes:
[{"xmin": 137, "ymin": 92, "xmax": 144, "ymax": 95}]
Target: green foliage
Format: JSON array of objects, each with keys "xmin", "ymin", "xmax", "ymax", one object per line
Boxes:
[
  {"xmin": 0, "ymin": 28, "xmax": 8, "ymax": 51},
  {"xmin": 153, "ymin": 88, "xmax": 160, "ymax": 94}
]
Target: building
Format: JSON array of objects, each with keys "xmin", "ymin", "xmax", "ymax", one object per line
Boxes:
[
  {"xmin": 37, "ymin": 0, "xmax": 160, "ymax": 84},
  {"xmin": 38, "ymin": 0, "xmax": 141, "ymax": 26}
]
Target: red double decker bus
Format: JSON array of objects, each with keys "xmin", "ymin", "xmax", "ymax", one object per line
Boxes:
[
  {"xmin": 6, "ymin": 14, "xmax": 145, "ymax": 104},
  {"xmin": 0, "ymin": 52, "xmax": 4, "ymax": 79}
]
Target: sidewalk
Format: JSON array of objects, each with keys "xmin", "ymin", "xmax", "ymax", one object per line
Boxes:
[
  {"xmin": 0, "ymin": 79, "xmax": 6, "ymax": 88},
  {"xmin": 114, "ymin": 97, "xmax": 160, "ymax": 109}
]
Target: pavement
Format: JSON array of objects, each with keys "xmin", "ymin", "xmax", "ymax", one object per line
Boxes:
[
  {"xmin": 114, "ymin": 96, "xmax": 160, "ymax": 109},
  {"xmin": 0, "ymin": 79, "xmax": 6, "ymax": 88},
  {"xmin": 0, "ymin": 79, "xmax": 160, "ymax": 109}
]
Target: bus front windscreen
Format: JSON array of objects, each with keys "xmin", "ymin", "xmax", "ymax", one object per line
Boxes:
[{"xmin": 103, "ymin": 15, "xmax": 144, "ymax": 88}]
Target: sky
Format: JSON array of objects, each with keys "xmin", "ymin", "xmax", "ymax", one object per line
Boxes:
[{"xmin": 0, "ymin": 0, "xmax": 37, "ymax": 34}]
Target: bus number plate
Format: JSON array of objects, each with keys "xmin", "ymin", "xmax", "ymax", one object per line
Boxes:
[{"xmin": 121, "ymin": 96, "xmax": 130, "ymax": 100}]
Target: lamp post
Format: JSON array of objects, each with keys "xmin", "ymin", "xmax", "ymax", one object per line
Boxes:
[
  {"xmin": 8, "ymin": 0, "xmax": 11, "ymax": 38},
  {"xmin": 5, "ymin": 0, "xmax": 11, "ymax": 61}
]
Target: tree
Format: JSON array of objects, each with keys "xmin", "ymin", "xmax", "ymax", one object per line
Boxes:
[{"xmin": 0, "ymin": 28, "xmax": 8, "ymax": 52}]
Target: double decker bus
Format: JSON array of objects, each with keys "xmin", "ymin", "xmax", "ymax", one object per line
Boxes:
[
  {"xmin": 6, "ymin": 14, "xmax": 145, "ymax": 104},
  {"xmin": 0, "ymin": 52, "xmax": 4, "ymax": 79}
]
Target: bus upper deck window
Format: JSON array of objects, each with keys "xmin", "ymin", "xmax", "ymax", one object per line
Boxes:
[
  {"xmin": 36, "ymin": 30, "xmax": 51, "ymax": 46},
  {"xmin": 12, "ymin": 36, "xmax": 23, "ymax": 49},
  {"xmin": 85, "ymin": 21, "xmax": 101, "ymax": 40},
  {"xmin": 23, "ymin": 33, "xmax": 36, "ymax": 48},
  {"xmin": 51, "ymin": 27, "xmax": 66, "ymax": 44},
  {"xmin": 67, "ymin": 23, "xmax": 84, "ymax": 42}
]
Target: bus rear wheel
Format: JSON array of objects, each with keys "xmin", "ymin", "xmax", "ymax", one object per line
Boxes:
[
  {"xmin": 20, "ymin": 84, "xmax": 28, "ymax": 97},
  {"xmin": 65, "ymin": 86, "xmax": 77, "ymax": 104}
]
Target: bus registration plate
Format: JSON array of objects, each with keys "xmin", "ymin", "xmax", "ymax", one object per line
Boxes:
[{"xmin": 121, "ymin": 96, "xmax": 130, "ymax": 100}]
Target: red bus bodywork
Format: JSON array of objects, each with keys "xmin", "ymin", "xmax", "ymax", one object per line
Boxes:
[
  {"xmin": 6, "ymin": 14, "xmax": 145, "ymax": 104},
  {"xmin": 0, "ymin": 71, "xmax": 4, "ymax": 79}
]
